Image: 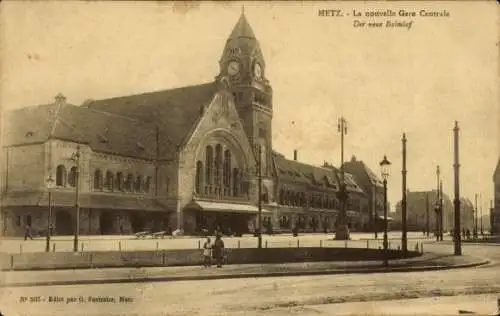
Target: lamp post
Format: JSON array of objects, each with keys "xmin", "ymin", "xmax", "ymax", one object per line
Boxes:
[
  {"xmin": 439, "ymin": 180, "xmax": 444, "ymax": 241},
  {"xmin": 426, "ymin": 192, "xmax": 430, "ymax": 237},
  {"xmin": 480, "ymin": 194, "xmax": 483, "ymax": 236},
  {"xmin": 435, "ymin": 165, "xmax": 441, "ymax": 241},
  {"xmin": 71, "ymin": 145, "xmax": 81, "ymax": 252},
  {"xmin": 401, "ymin": 133, "xmax": 408, "ymax": 253},
  {"xmin": 474, "ymin": 193, "xmax": 478, "ymax": 239},
  {"xmin": 379, "ymin": 155, "xmax": 391, "ymax": 267},
  {"xmin": 45, "ymin": 175, "xmax": 55, "ymax": 252},
  {"xmin": 257, "ymin": 145, "xmax": 263, "ymax": 249},
  {"xmin": 453, "ymin": 121, "xmax": 461, "ymax": 255},
  {"xmin": 373, "ymin": 182, "xmax": 378, "ymax": 240},
  {"xmin": 335, "ymin": 117, "xmax": 350, "ymax": 240}
]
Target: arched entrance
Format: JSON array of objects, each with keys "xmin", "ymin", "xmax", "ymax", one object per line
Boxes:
[
  {"xmin": 100, "ymin": 212, "xmax": 114, "ymax": 235},
  {"xmin": 131, "ymin": 213, "xmax": 145, "ymax": 233},
  {"xmin": 55, "ymin": 211, "xmax": 73, "ymax": 236}
]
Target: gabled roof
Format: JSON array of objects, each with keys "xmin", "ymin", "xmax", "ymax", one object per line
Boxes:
[
  {"xmin": 86, "ymin": 82, "xmax": 218, "ymax": 159},
  {"xmin": 2, "ymin": 100, "xmax": 157, "ymax": 160},
  {"xmin": 343, "ymin": 156, "xmax": 384, "ymax": 188}
]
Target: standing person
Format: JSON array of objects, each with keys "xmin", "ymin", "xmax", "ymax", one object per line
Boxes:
[
  {"xmin": 24, "ymin": 224, "xmax": 32, "ymax": 241},
  {"xmin": 212, "ymin": 234, "xmax": 225, "ymax": 268},
  {"xmin": 202, "ymin": 237, "xmax": 212, "ymax": 267}
]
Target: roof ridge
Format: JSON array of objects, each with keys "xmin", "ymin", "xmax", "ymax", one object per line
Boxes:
[
  {"xmin": 93, "ymin": 81, "xmax": 216, "ymax": 103},
  {"xmin": 82, "ymin": 104, "xmax": 147, "ymax": 124}
]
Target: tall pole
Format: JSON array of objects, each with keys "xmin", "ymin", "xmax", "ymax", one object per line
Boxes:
[
  {"xmin": 73, "ymin": 145, "xmax": 81, "ymax": 252},
  {"xmin": 45, "ymin": 189, "xmax": 52, "ymax": 252},
  {"xmin": 490, "ymin": 199, "xmax": 494, "ymax": 235},
  {"xmin": 383, "ymin": 178, "xmax": 388, "ymax": 267},
  {"xmin": 401, "ymin": 133, "xmax": 407, "ymax": 253},
  {"xmin": 474, "ymin": 193, "xmax": 478, "ymax": 238},
  {"xmin": 426, "ymin": 193, "xmax": 430, "ymax": 237},
  {"xmin": 439, "ymin": 180, "xmax": 444, "ymax": 241},
  {"xmin": 373, "ymin": 182, "xmax": 378, "ymax": 239},
  {"xmin": 480, "ymin": 194, "xmax": 483, "ymax": 235},
  {"xmin": 453, "ymin": 121, "xmax": 462, "ymax": 255},
  {"xmin": 435, "ymin": 165, "xmax": 440, "ymax": 241},
  {"xmin": 335, "ymin": 117, "xmax": 350, "ymax": 240},
  {"xmin": 257, "ymin": 145, "xmax": 263, "ymax": 249}
]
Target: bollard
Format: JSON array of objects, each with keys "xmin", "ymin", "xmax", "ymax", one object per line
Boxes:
[
  {"xmin": 52, "ymin": 243, "xmax": 55, "ymax": 252},
  {"xmin": 119, "ymin": 241, "xmax": 122, "ymax": 252},
  {"xmin": 289, "ymin": 241, "xmax": 291, "ymax": 247},
  {"xmin": 162, "ymin": 252, "xmax": 166, "ymax": 265},
  {"xmin": 297, "ymin": 240, "xmax": 300, "ymax": 248},
  {"xmin": 344, "ymin": 240, "xmax": 347, "ymax": 248},
  {"xmin": 238, "ymin": 240, "xmax": 240, "ymax": 248},
  {"xmin": 265, "ymin": 241, "xmax": 268, "ymax": 248},
  {"xmin": 81, "ymin": 243, "xmax": 84, "ymax": 253},
  {"xmin": 198, "ymin": 240, "xmax": 201, "ymax": 249},
  {"xmin": 367, "ymin": 240, "xmax": 369, "ymax": 249},
  {"xmin": 420, "ymin": 242, "xmax": 424, "ymax": 254},
  {"xmin": 320, "ymin": 240, "xmax": 323, "ymax": 248},
  {"xmin": 19, "ymin": 244, "xmax": 22, "ymax": 254},
  {"xmin": 156, "ymin": 242, "xmax": 159, "ymax": 252},
  {"xmin": 10, "ymin": 255, "xmax": 13, "ymax": 271},
  {"xmin": 90, "ymin": 253, "xmax": 93, "ymax": 268}
]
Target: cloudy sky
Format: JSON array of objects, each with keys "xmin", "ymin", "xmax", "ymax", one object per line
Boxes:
[{"xmin": 1, "ymin": 1, "xmax": 498, "ymax": 213}]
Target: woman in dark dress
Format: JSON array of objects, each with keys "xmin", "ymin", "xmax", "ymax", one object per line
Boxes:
[{"xmin": 212, "ymin": 235, "xmax": 225, "ymax": 268}]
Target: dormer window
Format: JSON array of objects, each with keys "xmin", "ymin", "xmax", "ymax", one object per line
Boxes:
[
  {"xmin": 136, "ymin": 142, "xmax": 145, "ymax": 150},
  {"xmin": 25, "ymin": 131, "xmax": 34, "ymax": 137}
]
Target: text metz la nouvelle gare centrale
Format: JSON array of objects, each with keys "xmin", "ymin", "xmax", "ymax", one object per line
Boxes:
[{"xmin": 319, "ymin": 9, "xmax": 450, "ymax": 30}]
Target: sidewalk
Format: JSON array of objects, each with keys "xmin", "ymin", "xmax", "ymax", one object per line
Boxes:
[{"xmin": 0, "ymin": 252, "xmax": 488, "ymax": 288}]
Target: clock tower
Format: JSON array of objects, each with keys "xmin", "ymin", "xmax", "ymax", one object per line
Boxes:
[{"xmin": 216, "ymin": 10, "xmax": 274, "ymax": 177}]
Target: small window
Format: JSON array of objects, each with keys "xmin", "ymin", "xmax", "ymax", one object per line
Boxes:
[
  {"xmin": 25, "ymin": 131, "xmax": 34, "ymax": 137},
  {"xmin": 26, "ymin": 214, "xmax": 32, "ymax": 226}
]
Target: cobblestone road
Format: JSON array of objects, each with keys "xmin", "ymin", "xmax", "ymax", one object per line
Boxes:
[{"xmin": 0, "ymin": 242, "xmax": 498, "ymax": 316}]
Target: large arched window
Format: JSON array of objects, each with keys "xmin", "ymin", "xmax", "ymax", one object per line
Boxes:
[
  {"xmin": 214, "ymin": 144, "xmax": 222, "ymax": 186},
  {"xmin": 93, "ymin": 169, "xmax": 103, "ymax": 190},
  {"xmin": 56, "ymin": 165, "xmax": 67, "ymax": 186},
  {"xmin": 205, "ymin": 146, "xmax": 213, "ymax": 186},
  {"xmin": 195, "ymin": 161, "xmax": 203, "ymax": 193},
  {"xmin": 115, "ymin": 172, "xmax": 124, "ymax": 191},
  {"xmin": 68, "ymin": 167, "xmax": 78, "ymax": 187},
  {"xmin": 134, "ymin": 175, "xmax": 142, "ymax": 192},
  {"xmin": 232, "ymin": 168, "xmax": 239, "ymax": 196},
  {"xmin": 144, "ymin": 176, "xmax": 152, "ymax": 193},
  {"xmin": 125, "ymin": 173, "xmax": 134, "ymax": 192},
  {"xmin": 105, "ymin": 171, "xmax": 114, "ymax": 191},
  {"xmin": 223, "ymin": 150, "xmax": 232, "ymax": 190}
]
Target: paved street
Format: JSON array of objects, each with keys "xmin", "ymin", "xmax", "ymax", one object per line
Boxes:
[
  {"xmin": 0, "ymin": 241, "xmax": 499, "ymax": 316},
  {"xmin": 0, "ymin": 231, "xmax": 431, "ymax": 253}
]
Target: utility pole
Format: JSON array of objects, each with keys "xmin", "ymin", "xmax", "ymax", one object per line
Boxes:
[
  {"xmin": 257, "ymin": 144, "xmax": 263, "ymax": 249},
  {"xmin": 426, "ymin": 193, "xmax": 430, "ymax": 237},
  {"xmin": 435, "ymin": 165, "xmax": 441, "ymax": 241},
  {"xmin": 335, "ymin": 117, "xmax": 350, "ymax": 240},
  {"xmin": 480, "ymin": 193, "xmax": 483, "ymax": 235},
  {"xmin": 439, "ymin": 180, "xmax": 444, "ymax": 241},
  {"xmin": 474, "ymin": 193, "xmax": 478, "ymax": 238},
  {"xmin": 73, "ymin": 145, "xmax": 81, "ymax": 252},
  {"xmin": 401, "ymin": 133, "xmax": 408, "ymax": 253},
  {"xmin": 453, "ymin": 121, "xmax": 462, "ymax": 255}
]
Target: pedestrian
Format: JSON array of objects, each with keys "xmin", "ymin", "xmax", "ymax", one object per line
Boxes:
[
  {"xmin": 212, "ymin": 234, "xmax": 225, "ymax": 268},
  {"xmin": 202, "ymin": 237, "xmax": 212, "ymax": 267},
  {"xmin": 24, "ymin": 225, "xmax": 33, "ymax": 241}
]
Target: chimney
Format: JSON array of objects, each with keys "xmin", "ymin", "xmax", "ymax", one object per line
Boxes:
[{"xmin": 293, "ymin": 149, "xmax": 298, "ymax": 161}]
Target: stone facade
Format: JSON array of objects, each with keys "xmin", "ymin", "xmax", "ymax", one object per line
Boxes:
[{"xmin": 0, "ymin": 12, "xmax": 369, "ymax": 236}]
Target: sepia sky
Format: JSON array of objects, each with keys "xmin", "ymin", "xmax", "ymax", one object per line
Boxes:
[{"xmin": 1, "ymin": 1, "xmax": 498, "ymax": 213}]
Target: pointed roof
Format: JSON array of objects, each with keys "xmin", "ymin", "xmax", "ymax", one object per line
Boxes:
[{"xmin": 228, "ymin": 11, "xmax": 256, "ymax": 40}]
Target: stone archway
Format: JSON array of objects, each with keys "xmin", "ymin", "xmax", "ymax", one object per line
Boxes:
[{"xmin": 55, "ymin": 210, "xmax": 73, "ymax": 236}]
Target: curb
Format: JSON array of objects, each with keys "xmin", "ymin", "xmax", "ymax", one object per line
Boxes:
[{"xmin": 1, "ymin": 260, "xmax": 489, "ymax": 288}]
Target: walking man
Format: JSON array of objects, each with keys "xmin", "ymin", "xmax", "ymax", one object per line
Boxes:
[
  {"xmin": 212, "ymin": 234, "xmax": 225, "ymax": 268},
  {"xmin": 202, "ymin": 237, "xmax": 212, "ymax": 267},
  {"xmin": 24, "ymin": 224, "xmax": 33, "ymax": 241}
]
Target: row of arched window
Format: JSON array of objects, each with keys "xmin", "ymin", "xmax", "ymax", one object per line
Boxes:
[
  {"xmin": 54, "ymin": 165, "xmax": 152, "ymax": 193},
  {"xmin": 278, "ymin": 189, "xmax": 361, "ymax": 211},
  {"xmin": 93, "ymin": 169, "xmax": 152, "ymax": 193},
  {"xmin": 195, "ymin": 144, "xmax": 246, "ymax": 198}
]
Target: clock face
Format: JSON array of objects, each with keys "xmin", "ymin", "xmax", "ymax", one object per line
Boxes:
[
  {"xmin": 227, "ymin": 61, "xmax": 240, "ymax": 76},
  {"xmin": 254, "ymin": 63, "xmax": 262, "ymax": 78}
]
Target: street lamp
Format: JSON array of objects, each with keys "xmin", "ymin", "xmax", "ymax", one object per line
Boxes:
[
  {"xmin": 71, "ymin": 145, "xmax": 81, "ymax": 252},
  {"xmin": 379, "ymin": 155, "xmax": 391, "ymax": 267},
  {"xmin": 45, "ymin": 175, "xmax": 55, "ymax": 252},
  {"xmin": 335, "ymin": 117, "xmax": 350, "ymax": 240}
]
